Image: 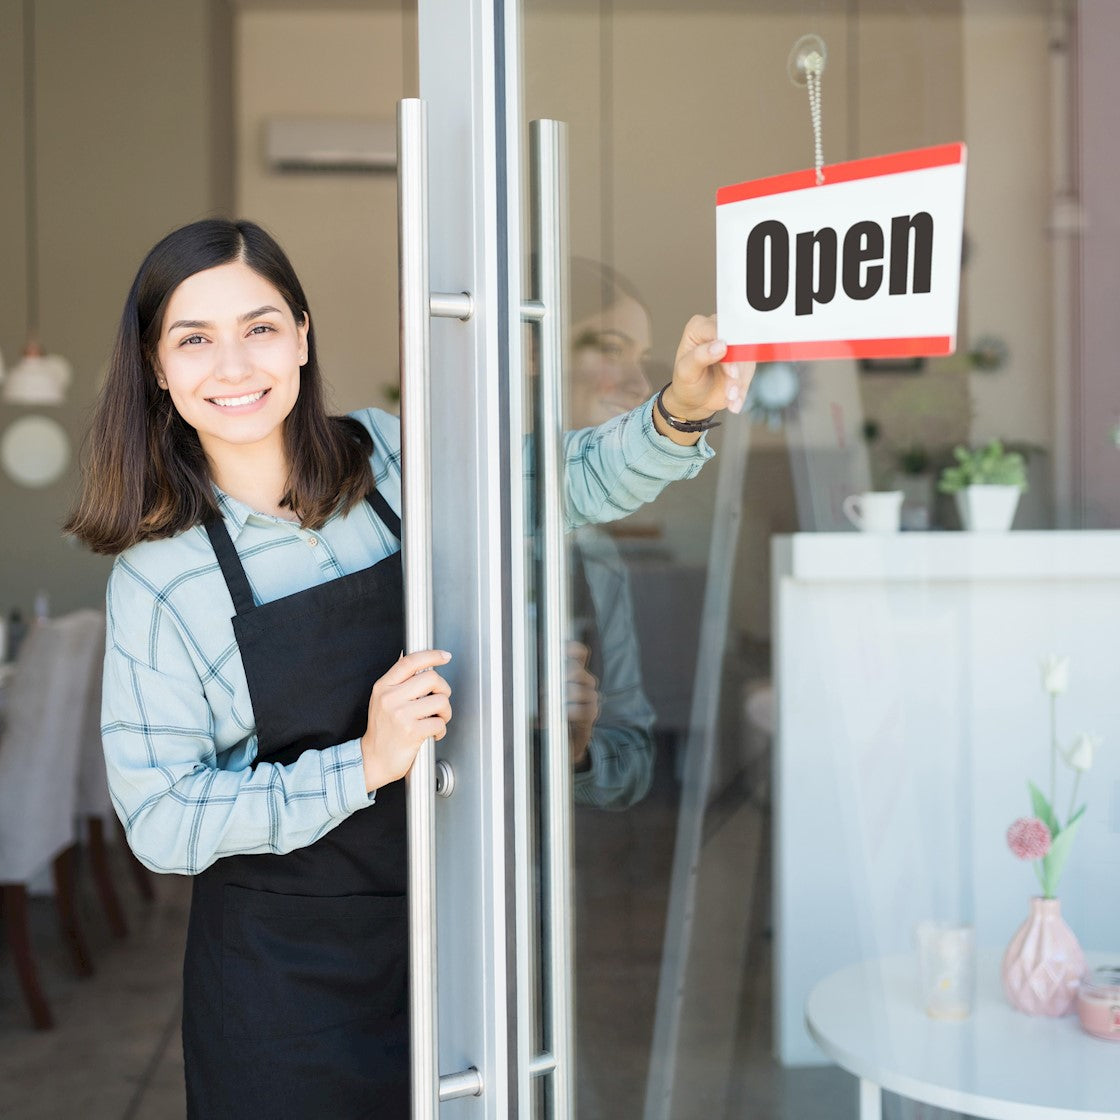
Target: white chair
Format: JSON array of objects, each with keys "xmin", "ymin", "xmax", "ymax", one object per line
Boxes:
[
  {"xmin": 0, "ymin": 610, "xmax": 104, "ymax": 1029},
  {"xmin": 74, "ymin": 611, "xmax": 128, "ymax": 939},
  {"xmin": 73, "ymin": 610, "xmax": 155, "ymax": 939}
]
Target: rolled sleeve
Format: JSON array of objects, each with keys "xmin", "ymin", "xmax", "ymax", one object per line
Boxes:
[
  {"xmin": 103, "ymin": 566, "xmax": 374, "ymax": 876},
  {"xmin": 563, "ymin": 395, "xmax": 714, "ymax": 529}
]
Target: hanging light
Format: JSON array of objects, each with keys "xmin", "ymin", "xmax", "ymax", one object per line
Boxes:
[
  {"xmin": 4, "ymin": 0, "xmax": 69, "ymax": 406},
  {"xmin": 4, "ymin": 342, "xmax": 71, "ymax": 405}
]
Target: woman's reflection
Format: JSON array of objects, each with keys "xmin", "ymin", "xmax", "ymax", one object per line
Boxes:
[{"xmin": 567, "ymin": 259, "xmax": 657, "ymax": 811}]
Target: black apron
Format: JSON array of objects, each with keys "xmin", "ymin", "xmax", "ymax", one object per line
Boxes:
[{"xmin": 182, "ymin": 491, "xmax": 409, "ymax": 1120}]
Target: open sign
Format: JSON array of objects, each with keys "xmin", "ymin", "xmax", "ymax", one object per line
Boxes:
[{"xmin": 716, "ymin": 144, "xmax": 967, "ymax": 362}]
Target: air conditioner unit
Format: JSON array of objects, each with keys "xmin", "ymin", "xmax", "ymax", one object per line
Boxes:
[{"xmin": 264, "ymin": 118, "xmax": 396, "ymax": 172}]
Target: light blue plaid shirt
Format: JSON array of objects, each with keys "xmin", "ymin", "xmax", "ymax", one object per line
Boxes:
[{"xmin": 102, "ymin": 399, "xmax": 712, "ymax": 874}]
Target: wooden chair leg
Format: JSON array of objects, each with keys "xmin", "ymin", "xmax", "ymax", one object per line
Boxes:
[
  {"xmin": 86, "ymin": 817, "xmax": 128, "ymax": 939},
  {"xmin": 1, "ymin": 883, "xmax": 53, "ymax": 1029},
  {"xmin": 51, "ymin": 844, "xmax": 94, "ymax": 978},
  {"xmin": 115, "ymin": 815, "xmax": 155, "ymax": 902}
]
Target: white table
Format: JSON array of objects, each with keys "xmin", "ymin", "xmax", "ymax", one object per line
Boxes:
[{"xmin": 806, "ymin": 952, "xmax": 1120, "ymax": 1120}]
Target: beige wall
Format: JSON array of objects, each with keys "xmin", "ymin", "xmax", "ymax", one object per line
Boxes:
[
  {"xmin": 963, "ymin": 5, "xmax": 1053, "ymax": 450},
  {"xmin": 0, "ymin": 0, "xmax": 223, "ymax": 617},
  {"xmin": 234, "ymin": 6, "xmax": 415, "ymax": 415}
]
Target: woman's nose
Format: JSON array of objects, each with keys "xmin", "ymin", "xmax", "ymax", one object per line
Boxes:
[{"xmin": 213, "ymin": 340, "xmax": 253, "ymax": 383}]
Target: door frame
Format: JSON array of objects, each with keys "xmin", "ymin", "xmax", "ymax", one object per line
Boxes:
[{"xmin": 413, "ymin": 1, "xmax": 538, "ymax": 1115}]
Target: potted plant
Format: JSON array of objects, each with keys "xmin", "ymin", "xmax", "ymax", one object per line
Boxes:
[
  {"xmin": 1002, "ymin": 655, "xmax": 1099, "ymax": 1015},
  {"xmin": 937, "ymin": 440, "xmax": 1027, "ymax": 531}
]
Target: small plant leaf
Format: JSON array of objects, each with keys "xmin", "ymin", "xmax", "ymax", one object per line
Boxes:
[
  {"xmin": 1040, "ymin": 810, "xmax": 1085, "ymax": 898},
  {"xmin": 1029, "ymin": 781, "xmax": 1059, "ymax": 838}
]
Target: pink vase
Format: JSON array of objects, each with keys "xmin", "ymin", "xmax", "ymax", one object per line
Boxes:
[{"xmin": 1001, "ymin": 897, "xmax": 1086, "ymax": 1016}]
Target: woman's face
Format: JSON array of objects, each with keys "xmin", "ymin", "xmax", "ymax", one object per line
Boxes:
[
  {"xmin": 155, "ymin": 259, "xmax": 308, "ymax": 465},
  {"xmin": 567, "ymin": 296, "xmax": 652, "ymax": 428}
]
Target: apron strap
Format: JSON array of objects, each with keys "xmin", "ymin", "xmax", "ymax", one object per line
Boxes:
[
  {"xmin": 204, "ymin": 517, "xmax": 256, "ymax": 616},
  {"xmin": 365, "ymin": 489, "xmax": 401, "ymax": 541},
  {"xmin": 204, "ymin": 489, "xmax": 401, "ymax": 617}
]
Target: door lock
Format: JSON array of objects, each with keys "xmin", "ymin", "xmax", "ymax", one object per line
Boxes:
[{"xmin": 435, "ymin": 759, "xmax": 455, "ymax": 798}]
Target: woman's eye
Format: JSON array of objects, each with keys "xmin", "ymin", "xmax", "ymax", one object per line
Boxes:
[
  {"xmin": 179, "ymin": 334, "xmax": 206, "ymax": 347},
  {"xmin": 248, "ymin": 323, "xmax": 275, "ymax": 337}
]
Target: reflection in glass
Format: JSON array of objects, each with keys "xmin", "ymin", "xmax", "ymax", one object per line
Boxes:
[
  {"xmin": 568, "ymin": 259, "xmax": 657, "ymax": 813},
  {"xmin": 523, "ymin": 2, "xmax": 1120, "ymax": 1117}
]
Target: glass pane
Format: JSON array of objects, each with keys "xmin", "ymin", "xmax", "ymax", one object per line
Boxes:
[{"xmin": 520, "ymin": 1, "xmax": 1114, "ymax": 1117}]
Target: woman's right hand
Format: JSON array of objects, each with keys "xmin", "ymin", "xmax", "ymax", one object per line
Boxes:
[{"xmin": 361, "ymin": 649, "xmax": 453, "ymax": 793}]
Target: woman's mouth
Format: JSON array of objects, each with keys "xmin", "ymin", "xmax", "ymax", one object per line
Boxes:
[{"xmin": 207, "ymin": 388, "xmax": 270, "ymax": 410}]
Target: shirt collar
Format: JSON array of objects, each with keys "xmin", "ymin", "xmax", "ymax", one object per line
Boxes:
[
  {"xmin": 212, "ymin": 489, "xmax": 253, "ymax": 542},
  {"xmin": 213, "ymin": 487, "xmax": 307, "ymax": 544},
  {"xmin": 211, "ymin": 486, "xmax": 324, "ymax": 543}
]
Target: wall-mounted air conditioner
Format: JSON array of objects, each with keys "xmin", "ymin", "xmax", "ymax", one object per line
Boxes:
[{"xmin": 264, "ymin": 118, "xmax": 397, "ymax": 172}]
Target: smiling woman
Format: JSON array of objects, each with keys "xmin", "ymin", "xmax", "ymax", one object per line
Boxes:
[
  {"xmin": 64, "ymin": 220, "xmax": 376, "ymax": 550},
  {"xmin": 58, "ymin": 216, "xmax": 741, "ymax": 1119}
]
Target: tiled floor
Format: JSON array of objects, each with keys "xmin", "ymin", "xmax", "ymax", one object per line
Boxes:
[
  {"xmin": 0, "ymin": 845, "xmax": 191, "ymax": 1119},
  {"xmin": 573, "ymin": 748, "xmax": 862, "ymax": 1120}
]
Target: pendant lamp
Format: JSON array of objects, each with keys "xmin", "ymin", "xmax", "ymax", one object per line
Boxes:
[{"xmin": 4, "ymin": 0, "xmax": 71, "ymax": 406}]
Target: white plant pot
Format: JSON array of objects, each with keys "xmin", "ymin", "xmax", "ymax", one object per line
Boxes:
[{"xmin": 954, "ymin": 485, "xmax": 1020, "ymax": 532}]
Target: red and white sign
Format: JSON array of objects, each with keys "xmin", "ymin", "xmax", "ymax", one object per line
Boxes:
[{"xmin": 716, "ymin": 143, "xmax": 967, "ymax": 362}]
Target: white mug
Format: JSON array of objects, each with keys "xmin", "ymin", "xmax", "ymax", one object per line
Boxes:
[{"xmin": 842, "ymin": 490, "xmax": 903, "ymax": 533}]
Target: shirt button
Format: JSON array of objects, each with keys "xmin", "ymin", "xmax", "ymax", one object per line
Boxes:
[{"xmin": 306, "ymin": 535, "xmax": 318, "ymax": 547}]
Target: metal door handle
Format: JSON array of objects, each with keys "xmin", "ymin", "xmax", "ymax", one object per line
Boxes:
[
  {"xmin": 397, "ymin": 96, "xmax": 481, "ymax": 1119},
  {"xmin": 524, "ymin": 117, "xmax": 575, "ymax": 1118}
]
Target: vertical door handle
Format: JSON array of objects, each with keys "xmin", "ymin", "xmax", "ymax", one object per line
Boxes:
[
  {"xmin": 398, "ymin": 95, "xmax": 440, "ymax": 1120},
  {"xmin": 397, "ymin": 97, "xmax": 480, "ymax": 1120},
  {"xmin": 525, "ymin": 117, "xmax": 575, "ymax": 1118}
]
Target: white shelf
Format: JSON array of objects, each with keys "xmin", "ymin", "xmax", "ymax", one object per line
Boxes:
[{"xmin": 774, "ymin": 530, "xmax": 1120, "ymax": 583}]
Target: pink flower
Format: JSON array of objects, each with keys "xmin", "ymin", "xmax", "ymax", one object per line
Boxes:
[{"xmin": 1007, "ymin": 817, "xmax": 1052, "ymax": 860}]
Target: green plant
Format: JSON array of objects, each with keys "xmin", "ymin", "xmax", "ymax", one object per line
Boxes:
[{"xmin": 937, "ymin": 440, "xmax": 1028, "ymax": 494}]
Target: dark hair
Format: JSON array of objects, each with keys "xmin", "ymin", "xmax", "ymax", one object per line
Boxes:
[{"xmin": 65, "ymin": 218, "xmax": 373, "ymax": 555}]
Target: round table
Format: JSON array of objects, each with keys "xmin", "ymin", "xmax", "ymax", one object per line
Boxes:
[{"xmin": 805, "ymin": 951, "xmax": 1120, "ymax": 1120}]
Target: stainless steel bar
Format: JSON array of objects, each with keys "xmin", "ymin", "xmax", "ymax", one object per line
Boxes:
[
  {"xmin": 397, "ymin": 96, "xmax": 439, "ymax": 1120},
  {"xmin": 438, "ymin": 1068, "xmax": 484, "ymax": 1101},
  {"xmin": 529, "ymin": 1051, "xmax": 557, "ymax": 1079},
  {"xmin": 430, "ymin": 291, "xmax": 474, "ymax": 320},
  {"xmin": 529, "ymin": 117, "xmax": 574, "ymax": 1120}
]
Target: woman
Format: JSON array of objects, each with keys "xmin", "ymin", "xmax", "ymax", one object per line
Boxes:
[{"xmin": 65, "ymin": 218, "xmax": 746, "ymax": 1118}]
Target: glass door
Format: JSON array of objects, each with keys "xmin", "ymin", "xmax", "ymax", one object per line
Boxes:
[{"xmin": 418, "ymin": 2, "xmax": 1102, "ymax": 1119}]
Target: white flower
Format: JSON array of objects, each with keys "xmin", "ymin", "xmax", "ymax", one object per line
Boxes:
[
  {"xmin": 1064, "ymin": 732, "xmax": 1102, "ymax": 773},
  {"xmin": 1040, "ymin": 654, "xmax": 1070, "ymax": 696}
]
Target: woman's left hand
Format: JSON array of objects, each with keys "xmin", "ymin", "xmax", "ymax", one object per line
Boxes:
[{"xmin": 662, "ymin": 314, "xmax": 754, "ymax": 422}]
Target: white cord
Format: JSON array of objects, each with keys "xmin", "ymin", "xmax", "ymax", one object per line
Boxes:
[{"xmin": 804, "ymin": 50, "xmax": 825, "ymax": 184}]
